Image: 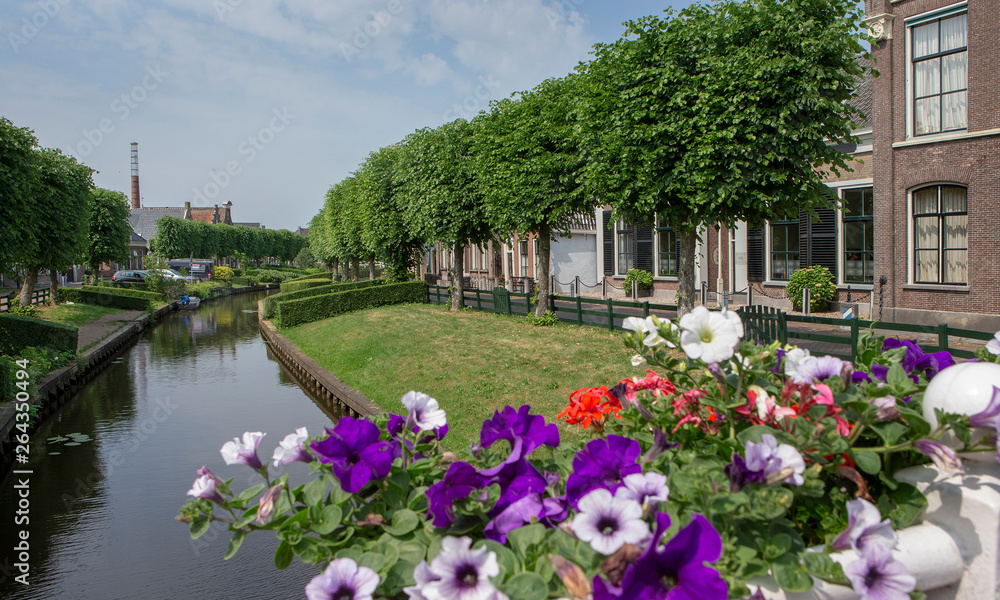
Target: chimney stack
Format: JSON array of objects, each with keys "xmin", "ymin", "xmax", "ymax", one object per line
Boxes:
[
  {"xmin": 223, "ymin": 201, "xmax": 232, "ymax": 225},
  {"xmin": 183, "ymin": 201, "xmax": 192, "ymax": 220},
  {"xmin": 130, "ymin": 142, "xmax": 140, "ymax": 209}
]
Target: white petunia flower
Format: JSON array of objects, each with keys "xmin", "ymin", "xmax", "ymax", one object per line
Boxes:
[
  {"xmin": 571, "ymin": 488, "xmax": 650, "ymax": 555},
  {"xmin": 402, "ymin": 391, "xmax": 448, "ymax": 432},
  {"xmin": 621, "ymin": 472, "xmax": 670, "ymax": 507},
  {"xmin": 678, "ymin": 306, "xmax": 743, "ymax": 364},
  {"xmin": 782, "ymin": 347, "xmax": 811, "ymax": 379},
  {"xmin": 631, "ymin": 354, "xmax": 647, "ymax": 367},
  {"xmin": 418, "ymin": 537, "xmax": 508, "ymax": 600},
  {"xmin": 987, "ymin": 331, "xmax": 1000, "ymax": 355},
  {"xmin": 272, "ymin": 427, "xmax": 311, "ymax": 467},
  {"xmin": 220, "ymin": 431, "xmax": 265, "ymax": 469}
]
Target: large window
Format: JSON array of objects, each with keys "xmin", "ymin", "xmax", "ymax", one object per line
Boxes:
[
  {"xmin": 519, "ymin": 240, "xmax": 529, "ymax": 277},
  {"xmin": 913, "ymin": 185, "xmax": 967, "ymax": 284},
  {"xmin": 656, "ymin": 221, "xmax": 677, "ymax": 277},
  {"xmin": 843, "ymin": 187, "xmax": 874, "ymax": 283},
  {"xmin": 770, "ymin": 215, "xmax": 799, "ymax": 281},
  {"xmin": 617, "ymin": 220, "xmax": 633, "ymax": 274},
  {"xmin": 912, "ymin": 11, "xmax": 967, "ymax": 136}
]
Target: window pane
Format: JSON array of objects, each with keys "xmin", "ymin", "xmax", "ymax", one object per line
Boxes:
[
  {"xmin": 941, "ymin": 91, "xmax": 967, "ymax": 130},
  {"xmin": 915, "ymin": 249, "xmax": 939, "ymax": 282},
  {"xmin": 943, "ymin": 214, "xmax": 967, "ymax": 249},
  {"xmin": 940, "ymin": 14, "xmax": 967, "ymax": 52},
  {"xmin": 863, "ymin": 254, "xmax": 875, "ymax": 283},
  {"xmin": 845, "ymin": 221, "xmax": 865, "ymax": 251},
  {"xmin": 915, "ymin": 216, "xmax": 939, "ymax": 250},
  {"xmin": 843, "ymin": 189, "xmax": 863, "ymax": 216},
  {"xmin": 913, "ymin": 188, "xmax": 938, "ymax": 214},
  {"xmin": 864, "ymin": 222, "xmax": 874, "ymax": 252},
  {"xmin": 942, "ymin": 52, "xmax": 967, "ymax": 93},
  {"xmin": 915, "ymin": 97, "xmax": 941, "ymax": 135},
  {"xmin": 914, "ymin": 59, "xmax": 941, "ymax": 97},
  {"xmin": 943, "ymin": 249, "xmax": 967, "ymax": 283},
  {"xmin": 788, "ymin": 225, "xmax": 800, "ymax": 251},
  {"xmin": 772, "ymin": 226, "xmax": 785, "ymax": 250},
  {"xmin": 940, "ymin": 186, "xmax": 967, "ymax": 212},
  {"xmin": 913, "ymin": 22, "xmax": 939, "ymax": 58},
  {"xmin": 863, "ymin": 188, "xmax": 873, "ymax": 216}
]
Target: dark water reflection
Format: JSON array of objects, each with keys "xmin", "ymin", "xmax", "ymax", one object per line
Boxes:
[{"xmin": 0, "ymin": 292, "xmax": 339, "ymax": 600}]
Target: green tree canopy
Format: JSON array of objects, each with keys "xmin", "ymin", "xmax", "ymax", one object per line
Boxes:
[
  {"xmin": 0, "ymin": 117, "xmax": 39, "ymax": 281},
  {"xmin": 86, "ymin": 187, "xmax": 132, "ymax": 278},
  {"xmin": 357, "ymin": 144, "xmax": 424, "ymax": 281}
]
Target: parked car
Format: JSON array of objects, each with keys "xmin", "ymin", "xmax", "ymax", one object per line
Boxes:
[
  {"xmin": 166, "ymin": 259, "xmax": 214, "ymax": 281},
  {"xmin": 111, "ymin": 270, "xmax": 148, "ymax": 284},
  {"xmin": 149, "ymin": 268, "xmax": 195, "ymax": 283}
]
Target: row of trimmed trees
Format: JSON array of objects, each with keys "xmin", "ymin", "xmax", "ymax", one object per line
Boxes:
[
  {"xmin": 0, "ymin": 117, "xmax": 133, "ymax": 306},
  {"xmin": 313, "ymin": 0, "xmax": 873, "ymax": 316},
  {"xmin": 152, "ymin": 216, "xmax": 307, "ymax": 265}
]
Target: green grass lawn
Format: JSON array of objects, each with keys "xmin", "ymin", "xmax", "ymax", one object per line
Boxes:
[
  {"xmin": 283, "ymin": 303, "xmax": 646, "ymax": 453},
  {"xmin": 36, "ymin": 302, "xmax": 129, "ymax": 327}
]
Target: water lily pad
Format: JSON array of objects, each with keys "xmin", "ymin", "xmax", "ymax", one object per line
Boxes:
[
  {"xmin": 63, "ymin": 442, "xmax": 81, "ymax": 446},
  {"xmin": 48, "ymin": 436, "xmax": 68, "ymax": 443},
  {"xmin": 49, "ymin": 452, "xmax": 61, "ymax": 456}
]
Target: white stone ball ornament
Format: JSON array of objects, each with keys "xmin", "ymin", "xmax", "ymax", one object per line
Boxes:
[{"xmin": 922, "ymin": 362, "xmax": 1000, "ymax": 449}]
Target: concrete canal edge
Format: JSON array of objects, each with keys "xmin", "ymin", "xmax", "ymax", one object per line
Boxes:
[
  {"xmin": 256, "ymin": 301, "xmax": 382, "ymax": 419},
  {"xmin": 0, "ymin": 283, "xmax": 278, "ymax": 475}
]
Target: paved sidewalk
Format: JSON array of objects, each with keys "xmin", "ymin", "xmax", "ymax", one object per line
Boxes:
[{"xmin": 76, "ymin": 310, "xmax": 144, "ymax": 350}]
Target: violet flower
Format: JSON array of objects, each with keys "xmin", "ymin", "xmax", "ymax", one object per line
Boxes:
[
  {"xmin": 305, "ymin": 558, "xmax": 380, "ymax": 600},
  {"xmin": 744, "ymin": 434, "xmax": 806, "ymax": 486},
  {"xmin": 725, "ymin": 453, "xmax": 766, "ymax": 492},
  {"xmin": 871, "ymin": 396, "xmax": 900, "ymax": 421},
  {"xmin": 621, "ymin": 472, "xmax": 670, "ymax": 507},
  {"xmin": 256, "ymin": 483, "xmax": 283, "ymax": 525},
  {"xmin": 969, "ymin": 386, "xmax": 1000, "ymax": 429},
  {"xmin": 272, "ymin": 427, "xmax": 312, "ymax": 467},
  {"xmin": 220, "ymin": 431, "xmax": 265, "ymax": 470},
  {"xmin": 913, "ymin": 439, "xmax": 965, "ymax": 476},
  {"xmin": 791, "ymin": 355, "xmax": 852, "ymax": 384},
  {"xmin": 831, "ymin": 498, "xmax": 897, "ymax": 552},
  {"xmin": 187, "ymin": 473, "xmax": 225, "ymax": 505},
  {"xmin": 571, "ymin": 488, "xmax": 649, "ymax": 555},
  {"xmin": 310, "ymin": 417, "xmax": 392, "ymax": 494},
  {"xmin": 844, "ymin": 544, "xmax": 916, "ymax": 600},
  {"xmin": 478, "ymin": 405, "xmax": 560, "ymax": 477},
  {"xmin": 426, "ymin": 462, "xmax": 486, "ymax": 528},
  {"xmin": 593, "ymin": 513, "xmax": 727, "ymax": 599},
  {"xmin": 987, "ymin": 332, "xmax": 1000, "ymax": 356},
  {"xmin": 565, "ymin": 435, "xmax": 642, "ymax": 509},
  {"xmin": 883, "ymin": 338, "xmax": 954, "ymax": 380},
  {"xmin": 402, "ymin": 391, "xmax": 448, "ymax": 432}
]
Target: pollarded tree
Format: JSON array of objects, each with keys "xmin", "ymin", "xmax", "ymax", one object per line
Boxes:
[
  {"xmin": 0, "ymin": 118, "xmax": 39, "ymax": 283},
  {"xmin": 86, "ymin": 188, "xmax": 132, "ymax": 283},
  {"xmin": 325, "ymin": 177, "xmax": 368, "ymax": 280},
  {"xmin": 357, "ymin": 144, "xmax": 425, "ymax": 282},
  {"xmin": 475, "ymin": 74, "xmax": 592, "ymax": 317},
  {"xmin": 399, "ymin": 120, "xmax": 492, "ymax": 311},
  {"xmin": 580, "ymin": 0, "xmax": 871, "ymax": 315}
]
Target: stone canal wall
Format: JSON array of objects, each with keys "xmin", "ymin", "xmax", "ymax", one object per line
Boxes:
[
  {"xmin": 0, "ymin": 284, "xmax": 277, "ymax": 475},
  {"xmin": 257, "ymin": 301, "xmax": 382, "ymax": 419}
]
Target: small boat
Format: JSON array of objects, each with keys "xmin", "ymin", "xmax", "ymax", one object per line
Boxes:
[{"xmin": 178, "ymin": 295, "xmax": 201, "ymax": 310}]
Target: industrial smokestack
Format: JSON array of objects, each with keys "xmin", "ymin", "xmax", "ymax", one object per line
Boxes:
[{"xmin": 130, "ymin": 142, "xmax": 140, "ymax": 209}]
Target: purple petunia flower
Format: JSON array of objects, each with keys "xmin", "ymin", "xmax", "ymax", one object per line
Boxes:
[
  {"xmin": 220, "ymin": 431, "xmax": 265, "ymax": 470},
  {"xmin": 724, "ymin": 453, "xmax": 766, "ymax": 492},
  {"xmin": 310, "ymin": 417, "xmax": 393, "ymax": 494},
  {"xmin": 871, "ymin": 396, "xmax": 900, "ymax": 421},
  {"xmin": 479, "ymin": 405, "xmax": 560, "ymax": 477},
  {"xmin": 593, "ymin": 513, "xmax": 727, "ymax": 599},
  {"xmin": 565, "ymin": 435, "xmax": 642, "ymax": 509},
  {"xmin": 791, "ymin": 355, "xmax": 852, "ymax": 384},
  {"xmin": 187, "ymin": 473, "xmax": 225, "ymax": 505},
  {"xmin": 305, "ymin": 558, "xmax": 380, "ymax": 600},
  {"xmin": 969, "ymin": 386, "xmax": 1000, "ymax": 429},
  {"xmin": 744, "ymin": 434, "xmax": 806, "ymax": 486},
  {"xmin": 831, "ymin": 498, "xmax": 897, "ymax": 552},
  {"xmin": 882, "ymin": 338, "xmax": 954, "ymax": 381},
  {"xmin": 425, "ymin": 462, "xmax": 486, "ymax": 528},
  {"xmin": 387, "ymin": 414, "xmax": 406, "ymax": 437},
  {"xmin": 844, "ymin": 544, "xmax": 915, "ymax": 600},
  {"xmin": 913, "ymin": 439, "xmax": 965, "ymax": 476},
  {"xmin": 272, "ymin": 427, "xmax": 312, "ymax": 467}
]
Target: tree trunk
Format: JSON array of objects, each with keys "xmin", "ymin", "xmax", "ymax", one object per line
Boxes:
[
  {"xmin": 535, "ymin": 224, "xmax": 551, "ymax": 318},
  {"xmin": 369, "ymin": 254, "xmax": 376, "ymax": 281},
  {"xmin": 18, "ymin": 269, "xmax": 37, "ymax": 308},
  {"xmin": 451, "ymin": 242, "xmax": 465, "ymax": 312},
  {"xmin": 677, "ymin": 229, "xmax": 699, "ymax": 318},
  {"xmin": 331, "ymin": 257, "xmax": 339, "ymax": 279},
  {"xmin": 49, "ymin": 269, "xmax": 59, "ymax": 305},
  {"xmin": 350, "ymin": 259, "xmax": 360, "ymax": 281}
]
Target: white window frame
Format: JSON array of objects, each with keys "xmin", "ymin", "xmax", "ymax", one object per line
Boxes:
[
  {"xmin": 830, "ymin": 179, "xmax": 875, "ymax": 286},
  {"xmin": 907, "ymin": 183, "xmax": 968, "ymax": 285},
  {"xmin": 653, "ymin": 216, "xmax": 678, "ymax": 279},
  {"xmin": 904, "ymin": 2, "xmax": 968, "ymax": 140}
]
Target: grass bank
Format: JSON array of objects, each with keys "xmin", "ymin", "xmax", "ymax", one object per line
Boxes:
[
  {"xmin": 36, "ymin": 303, "xmax": 129, "ymax": 327},
  {"xmin": 282, "ymin": 303, "xmax": 644, "ymax": 452}
]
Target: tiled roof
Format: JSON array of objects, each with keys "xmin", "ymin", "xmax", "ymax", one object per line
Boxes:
[
  {"xmin": 296, "ymin": 227, "xmax": 310, "ymax": 236},
  {"xmin": 847, "ymin": 56, "xmax": 874, "ymax": 128},
  {"xmin": 189, "ymin": 207, "xmax": 217, "ymax": 224},
  {"xmin": 130, "ymin": 231, "xmax": 147, "ymax": 244},
  {"xmin": 234, "ymin": 222, "xmax": 261, "ymax": 228},
  {"xmin": 129, "ymin": 207, "xmax": 185, "ymax": 241}
]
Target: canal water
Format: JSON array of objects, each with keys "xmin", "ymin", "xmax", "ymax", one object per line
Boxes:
[{"xmin": 0, "ymin": 291, "xmax": 341, "ymax": 600}]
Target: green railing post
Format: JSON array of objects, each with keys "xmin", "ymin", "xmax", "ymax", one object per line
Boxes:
[
  {"xmin": 778, "ymin": 311, "xmax": 788, "ymax": 345},
  {"xmin": 506, "ymin": 290, "xmax": 512, "ymax": 316},
  {"xmin": 607, "ymin": 297, "xmax": 614, "ymax": 331},
  {"xmin": 938, "ymin": 323, "xmax": 949, "ymax": 353},
  {"xmin": 576, "ymin": 296, "xmax": 583, "ymax": 326},
  {"xmin": 549, "ymin": 292, "xmax": 556, "ymax": 314},
  {"xmin": 476, "ymin": 289, "xmax": 481, "ymax": 311},
  {"xmin": 850, "ymin": 318, "xmax": 860, "ymax": 363},
  {"xmin": 643, "ymin": 301, "xmax": 650, "ymax": 318},
  {"xmin": 526, "ymin": 293, "xmax": 532, "ymax": 316}
]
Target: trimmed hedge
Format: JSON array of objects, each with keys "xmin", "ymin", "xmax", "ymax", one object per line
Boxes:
[
  {"xmin": 280, "ymin": 277, "xmax": 332, "ymax": 294},
  {"xmin": 231, "ymin": 276, "xmax": 257, "ymax": 287},
  {"xmin": 263, "ymin": 280, "xmax": 380, "ymax": 319},
  {"xmin": 58, "ymin": 288, "xmax": 152, "ymax": 311},
  {"xmin": 277, "ymin": 281, "xmax": 427, "ymax": 328},
  {"xmin": 0, "ymin": 313, "xmax": 79, "ymax": 355},
  {"xmin": 82, "ymin": 285, "xmax": 165, "ymax": 303}
]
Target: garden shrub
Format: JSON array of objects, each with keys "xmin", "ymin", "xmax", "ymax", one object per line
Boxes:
[
  {"xmin": 231, "ymin": 276, "xmax": 258, "ymax": 287},
  {"xmin": 276, "ymin": 281, "xmax": 427, "ymax": 328},
  {"xmin": 255, "ymin": 269, "xmax": 286, "ymax": 284},
  {"xmin": 0, "ymin": 356, "xmax": 15, "ymax": 402},
  {"xmin": 0, "ymin": 314, "xmax": 79, "ymax": 355},
  {"xmin": 279, "ymin": 277, "xmax": 333, "ymax": 294},
  {"xmin": 786, "ymin": 265, "xmax": 837, "ymax": 312},
  {"xmin": 624, "ymin": 268, "xmax": 654, "ymax": 292},
  {"xmin": 81, "ymin": 285, "xmax": 165, "ymax": 303},
  {"xmin": 58, "ymin": 288, "xmax": 152, "ymax": 311},
  {"xmin": 214, "ymin": 265, "xmax": 234, "ymax": 281},
  {"xmin": 6, "ymin": 298, "xmax": 39, "ymax": 318},
  {"xmin": 263, "ymin": 280, "xmax": 380, "ymax": 319}
]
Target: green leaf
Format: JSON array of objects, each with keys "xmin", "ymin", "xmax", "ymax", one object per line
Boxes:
[
  {"xmin": 868, "ymin": 421, "xmax": 908, "ymax": 446},
  {"xmin": 189, "ymin": 516, "xmax": 211, "ymax": 540},
  {"xmin": 499, "ymin": 572, "xmax": 548, "ymax": 600},
  {"xmin": 292, "ymin": 537, "xmax": 324, "ymax": 564},
  {"xmin": 710, "ymin": 492, "xmax": 749, "ymax": 515},
  {"xmin": 311, "ymin": 504, "xmax": 343, "ymax": 535},
  {"xmin": 763, "ymin": 533, "xmax": 792, "ymax": 561},
  {"xmin": 224, "ymin": 530, "xmax": 247, "ymax": 560},
  {"xmin": 357, "ymin": 552, "xmax": 386, "ymax": 573},
  {"xmin": 801, "ymin": 552, "xmax": 847, "ymax": 584},
  {"xmin": 274, "ymin": 541, "xmax": 294, "ymax": 570},
  {"xmin": 887, "ymin": 482, "xmax": 927, "ymax": 529},
  {"xmin": 383, "ymin": 509, "xmax": 420, "ymax": 536},
  {"xmin": 772, "ymin": 553, "xmax": 813, "ymax": 593},
  {"xmin": 336, "ymin": 547, "xmax": 363, "ymax": 562},
  {"xmin": 507, "ymin": 523, "xmax": 546, "ymax": 560},
  {"xmin": 303, "ymin": 478, "xmax": 327, "ymax": 507},
  {"xmin": 851, "ymin": 449, "xmax": 881, "ymax": 475},
  {"xmin": 236, "ymin": 483, "xmax": 267, "ymax": 503}
]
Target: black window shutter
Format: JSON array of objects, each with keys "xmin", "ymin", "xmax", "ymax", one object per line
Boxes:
[
  {"xmin": 799, "ymin": 210, "xmax": 811, "ymax": 271},
  {"xmin": 747, "ymin": 227, "xmax": 764, "ymax": 281},
  {"xmin": 634, "ymin": 224, "xmax": 654, "ymax": 272},
  {"xmin": 603, "ymin": 210, "xmax": 614, "ymax": 275},
  {"xmin": 799, "ymin": 209, "xmax": 838, "ymax": 279}
]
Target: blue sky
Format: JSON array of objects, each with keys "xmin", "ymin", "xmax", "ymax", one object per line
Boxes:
[{"xmin": 1, "ymin": 0, "xmax": 694, "ymax": 231}]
